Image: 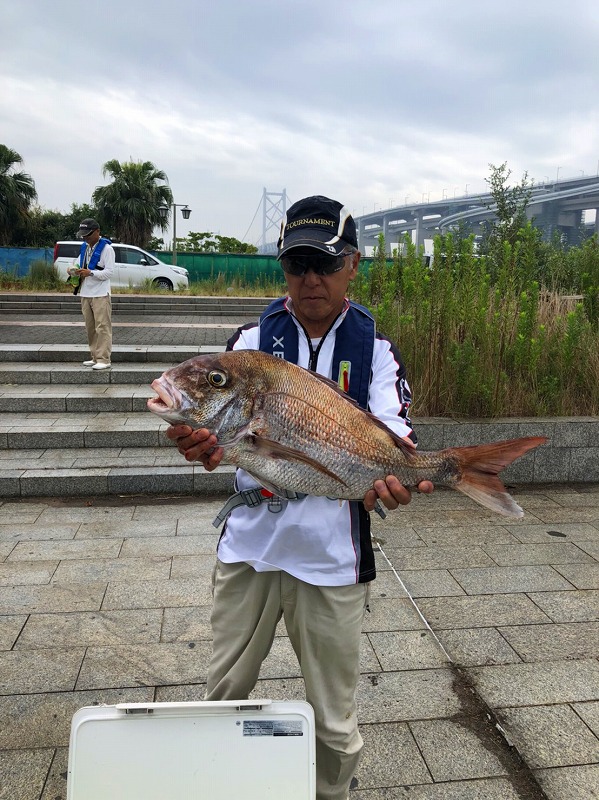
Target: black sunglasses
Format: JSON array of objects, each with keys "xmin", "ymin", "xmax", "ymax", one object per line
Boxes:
[{"xmin": 280, "ymin": 252, "xmax": 354, "ymax": 277}]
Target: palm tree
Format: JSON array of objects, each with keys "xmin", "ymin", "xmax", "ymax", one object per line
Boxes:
[
  {"xmin": 92, "ymin": 159, "xmax": 173, "ymax": 248},
  {"xmin": 0, "ymin": 145, "xmax": 37, "ymax": 246}
]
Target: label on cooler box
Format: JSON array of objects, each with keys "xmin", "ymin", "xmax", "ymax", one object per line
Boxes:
[{"xmin": 243, "ymin": 720, "xmax": 304, "ymax": 737}]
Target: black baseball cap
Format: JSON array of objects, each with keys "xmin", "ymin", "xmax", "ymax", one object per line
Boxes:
[
  {"xmin": 76, "ymin": 219, "xmax": 100, "ymax": 239},
  {"xmin": 277, "ymin": 195, "xmax": 358, "ymax": 259}
]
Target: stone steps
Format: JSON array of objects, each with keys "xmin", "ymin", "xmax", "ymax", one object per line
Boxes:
[
  {"xmin": 0, "ymin": 459, "xmax": 235, "ymax": 498},
  {"xmin": 0, "ymin": 411, "xmax": 168, "ymax": 448},
  {"xmin": 0, "ymin": 363, "xmax": 172, "ymax": 384},
  {"xmin": 1, "ymin": 295, "xmax": 598, "ymax": 498},
  {"xmin": 0, "ymin": 345, "xmax": 235, "ymax": 498},
  {"xmin": 0, "ymin": 345, "xmax": 226, "ymax": 364},
  {"xmin": 0, "ymin": 292, "xmax": 270, "ymax": 316},
  {"xmin": 0, "ymin": 385, "xmax": 154, "ymax": 413}
]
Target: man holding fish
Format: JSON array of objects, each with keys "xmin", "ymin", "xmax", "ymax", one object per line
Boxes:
[{"xmin": 165, "ymin": 196, "xmax": 434, "ymax": 799}]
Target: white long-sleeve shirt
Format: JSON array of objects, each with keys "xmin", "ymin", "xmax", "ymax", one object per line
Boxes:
[
  {"xmin": 215, "ymin": 299, "xmax": 416, "ymax": 587},
  {"xmin": 79, "ymin": 241, "xmax": 115, "ymax": 297}
]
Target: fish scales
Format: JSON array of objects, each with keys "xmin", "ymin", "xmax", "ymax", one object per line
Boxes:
[
  {"xmin": 147, "ymin": 350, "xmax": 547, "ymax": 518},
  {"xmin": 249, "ymin": 379, "xmax": 423, "ymax": 496}
]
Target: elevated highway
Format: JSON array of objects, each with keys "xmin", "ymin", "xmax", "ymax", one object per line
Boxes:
[{"xmin": 355, "ymin": 175, "xmax": 599, "ymax": 254}]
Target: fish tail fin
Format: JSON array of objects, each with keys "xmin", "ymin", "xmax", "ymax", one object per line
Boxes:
[{"xmin": 449, "ymin": 436, "xmax": 547, "ymax": 518}]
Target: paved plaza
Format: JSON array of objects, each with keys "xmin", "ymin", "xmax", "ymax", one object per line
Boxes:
[
  {"xmin": 1, "ymin": 487, "xmax": 598, "ymax": 799},
  {"xmin": 0, "ymin": 295, "xmax": 598, "ymax": 798}
]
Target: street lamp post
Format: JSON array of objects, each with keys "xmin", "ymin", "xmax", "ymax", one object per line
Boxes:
[{"xmin": 158, "ymin": 203, "xmax": 192, "ymax": 266}]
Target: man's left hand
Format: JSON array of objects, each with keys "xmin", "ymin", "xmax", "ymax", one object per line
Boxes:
[
  {"xmin": 363, "ymin": 476, "xmax": 434, "ymax": 512},
  {"xmin": 363, "ymin": 435, "xmax": 434, "ymax": 511}
]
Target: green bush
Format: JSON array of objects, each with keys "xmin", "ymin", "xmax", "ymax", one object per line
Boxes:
[
  {"xmin": 24, "ymin": 260, "xmax": 63, "ymax": 290},
  {"xmin": 350, "ymin": 231, "xmax": 599, "ymax": 418}
]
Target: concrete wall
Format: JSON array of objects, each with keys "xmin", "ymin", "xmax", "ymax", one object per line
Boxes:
[{"xmin": 415, "ymin": 417, "xmax": 599, "ymax": 484}]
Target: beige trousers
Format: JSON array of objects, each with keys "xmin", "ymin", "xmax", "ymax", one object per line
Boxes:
[
  {"xmin": 205, "ymin": 560, "xmax": 369, "ymax": 800},
  {"xmin": 80, "ymin": 295, "xmax": 112, "ymax": 364}
]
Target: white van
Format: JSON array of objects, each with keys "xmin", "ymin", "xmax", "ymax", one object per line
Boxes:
[{"xmin": 53, "ymin": 242, "xmax": 189, "ymax": 290}]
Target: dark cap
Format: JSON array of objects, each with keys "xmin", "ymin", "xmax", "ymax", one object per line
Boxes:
[
  {"xmin": 277, "ymin": 195, "xmax": 358, "ymax": 259},
  {"xmin": 76, "ymin": 218, "xmax": 100, "ymax": 239}
]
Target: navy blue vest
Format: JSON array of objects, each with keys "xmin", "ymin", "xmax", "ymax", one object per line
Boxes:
[
  {"xmin": 79, "ymin": 237, "xmax": 111, "ymax": 270},
  {"xmin": 258, "ymin": 298, "xmax": 375, "ymax": 410}
]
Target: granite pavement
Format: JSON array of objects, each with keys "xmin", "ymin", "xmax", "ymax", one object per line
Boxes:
[{"xmin": 1, "ymin": 485, "xmax": 598, "ymax": 799}]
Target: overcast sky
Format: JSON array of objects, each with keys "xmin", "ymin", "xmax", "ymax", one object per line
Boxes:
[{"xmin": 2, "ymin": 0, "xmax": 598, "ymax": 246}]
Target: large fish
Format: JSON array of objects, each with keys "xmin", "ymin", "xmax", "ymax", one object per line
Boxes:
[{"xmin": 147, "ymin": 350, "xmax": 547, "ymax": 518}]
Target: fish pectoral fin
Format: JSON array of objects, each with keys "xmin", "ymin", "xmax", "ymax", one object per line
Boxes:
[{"xmin": 251, "ymin": 435, "xmax": 348, "ymax": 488}]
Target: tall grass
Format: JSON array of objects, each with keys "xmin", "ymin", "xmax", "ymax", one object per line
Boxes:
[
  {"xmin": 3, "ymin": 236, "xmax": 598, "ymax": 418},
  {"xmin": 1, "ymin": 260, "xmax": 65, "ymax": 290},
  {"xmin": 121, "ymin": 272, "xmax": 286, "ymax": 296},
  {"xmin": 0, "ymin": 268, "xmax": 286, "ymax": 297},
  {"xmin": 186, "ymin": 271, "xmax": 286, "ymax": 297},
  {"xmin": 351, "ymin": 231, "xmax": 599, "ymax": 418}
]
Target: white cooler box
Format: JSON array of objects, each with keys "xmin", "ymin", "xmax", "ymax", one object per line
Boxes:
[{"xmin": 67, "ymin": 699, "xmax": 316, "ymax": 799}]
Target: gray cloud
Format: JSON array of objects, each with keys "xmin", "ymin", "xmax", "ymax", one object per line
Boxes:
[{"xmin": 1, "ymin": 0, "xmax": 597, "ymax": 245}]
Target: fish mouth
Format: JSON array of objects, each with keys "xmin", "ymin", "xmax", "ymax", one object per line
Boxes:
[{"xmin": 147, "ymin": 377, "xmax": 185, "ymax": 417}]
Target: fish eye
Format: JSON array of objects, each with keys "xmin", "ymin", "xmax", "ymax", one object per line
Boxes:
[{"xmin": 207, "ymin": 370, "xmax": 227, "ymax": 388}]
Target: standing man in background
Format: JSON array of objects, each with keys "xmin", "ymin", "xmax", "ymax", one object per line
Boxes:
[{"xmin": 70, "ymin": 218, "xmax": 115, "ymax": 370}]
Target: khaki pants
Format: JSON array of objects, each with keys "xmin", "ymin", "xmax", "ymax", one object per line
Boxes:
[
  {"xmin": 205, "ymin": 560, "xmax": 369, "ymax": 800},
  {"xmin": 81, "ymin": 295, "xmax": 112, "ymax": 364}
]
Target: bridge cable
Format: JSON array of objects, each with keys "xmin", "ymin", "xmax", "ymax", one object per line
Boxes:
[{"xmin": 240, "ymin": 196, "xmax": 263, "ymax": 244}]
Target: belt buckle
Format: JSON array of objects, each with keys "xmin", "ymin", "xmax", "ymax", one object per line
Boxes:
[{"xmin": 267, "ymin": 495, "xmax": 283, "ymax": 514}]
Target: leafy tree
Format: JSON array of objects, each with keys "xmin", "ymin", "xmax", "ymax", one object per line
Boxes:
[
  {"xmin": 479, "ymin": 162, "xmax": 532, "ymax": 258},
  {"xmin": 147, "ymin": 235, "xmax": 165, "ymax": 251},
  {"xmin": 176, "ymin": 231, "xmax": 258, "ymax": 254},
  {"xmin": 0, "ymin": 145, "xmax": 37, "ymax": 245},
  {"xmin": 213, "ymin": 235, "xmax": 258, "ymax": 254},
  {"xmin": 62, "ymin": 203, "xmax": 105, "ymax": 239},
  {"xmin": 92, "ymin": 159, "xmax": 173, "ymax": 248},
  {"xmin": 13, "ymin": 202, "xmax": 101, "ymax": 247}
]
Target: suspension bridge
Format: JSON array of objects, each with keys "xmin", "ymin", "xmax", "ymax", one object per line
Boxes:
[{"xmin": 246, "ymin": 175, "xmax": 599, "ymax": 255}]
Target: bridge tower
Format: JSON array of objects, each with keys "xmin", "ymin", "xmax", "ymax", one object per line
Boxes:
[{"xmin": 258, "ymin": 188, "xmax": 288, "ymax": 254}]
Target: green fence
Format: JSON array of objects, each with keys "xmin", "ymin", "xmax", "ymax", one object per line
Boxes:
[
  {"xmin": 0, "ymin": 246, "xmax": 382, "ymax": 284},
  {"xmin": 155, "ymin": 252, "xmax": 280, "ymax": 282},
  {"xmin": 155, "ymin": 252, "xmax": 380, "ymax": 283}
]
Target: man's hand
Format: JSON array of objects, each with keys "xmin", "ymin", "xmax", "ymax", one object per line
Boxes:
[
  {"xmin": 75, "ymin": 268, "xmax": 92, "ymax": 277},
  {"xmin": 363, "ymin": 476, "xmax": 434, "ymax": 512},
  {"xmin": 165, "ymin": 425, "xmax": 224, "ymax": 471}
]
